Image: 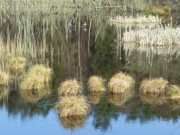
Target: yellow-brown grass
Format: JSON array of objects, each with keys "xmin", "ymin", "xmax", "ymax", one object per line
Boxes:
[
  {"xmin": 109, "ymin": 91, "xmax": 132, "ymax": 106},
  {"xmin": 88, "ymin": 91, "xmax": 105, "ymax": 104},
  {"xmin": 0, "ymin": 70, "xmax": 9, "ymax": 86},
  {"xmin": 9, "ymin": 68, "xmax": 25, "ymax": 78},
  {"xmin": 20, "ymin": 87, "xmax": 51, "ymax": 103},
  {"xmin": 140, "ymin": 94, "xmax": 167, "ymax": 105},
  {"xmin": 140, "ymin": 78, "xmax": 168, "ymax": 95},
  {"xmin": 108, "ymin": 72, "xmax": 135, "ymax": 94},
  {"xmin": 58, "ymin": 79, "xmax": 82, "ymax": 96},
  {"xmin": 88, "ymin": 76, "xmax": 106, "ymax": 92},
  {"xmin": 20, "ymin": 76, "xmax": 48, "ymax": 90},
  {"xmin": 60, "ymin": 116, "xmax": 87, "ymax": 130},
  {"xmin": 151, "ymin": 6, "xmax": 171, "ymax": 16},
  {"xmin": 20, "ymin": 65, "xmax": 52, "ymax": 90},
  {"xmin": 0, "ymin": 86, "xmax": 9, "ymax": 101},
  {"xmin": 167, "ymin": 99, "xmax": 180, "ymax": 110},
  {"xmin": 166, "ymin": 85, "xmax": 180, "ymax": 100},
  {"xmin": 7, "ymin": 57, "xmax": 26, "ymax": 70},
  {"xmin": 54, "ymin": 96, "xmax": 91, "ymax": 117}
]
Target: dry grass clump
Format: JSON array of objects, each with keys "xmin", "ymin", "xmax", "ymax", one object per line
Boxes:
[
  {"xmin": 88, "ymin": 91, "xmax": 105, "ymax": 104},
  {"xmin": 166, "ymin": 85, "xmax": 180, "ymax": 101},
  {"xmin": 151, "ymin": 6, "xmax": 171, "ymax": 16},
  {"xmin": 140, "ymin": 78, "xmax": 168, "ymax": 95},
  {"xmin": 88, "ymin": 76, "xmax": 106, "ymax": 92},
  {"xmin": 140, "ymin": 94, "xmax": 167, "ymax": 105},
  {"xmin": 20, "ymin": 87, "xmax": 51, "ymax": 103},
  {"xmin": 0, "ymin": 70, "xmax": 9, "ymax": 86},
  {"xmin": 20, "ymin": 65, "xmax": 52, "ymax": 90},
  {"xmin": 9, "ymin": 68, "xmax": 25, "ymax": 78},
  {"xmin": 58, "ymin": 79, "xmax": 82, "ymax": 96},
  {"xmin": 54, "ymin": 96, "xmax": 91, "ymax": 117},
  {"xmin": 108, "ymin": 72, "xmax": 135, "ymax": 94},
  {"xmin": 167, "ymin": 99, "xmax": 180, "ymax": 110},
  {"xmin": 0, "ymin": 86, "xmax": 9, "ymax": 101},
  {"xmin": 7, "ymin": 57, "xmax": 26, "ymax": 70},
  {"xmin": 25, "ymin": 65, "xmax": 53, "ymax": 84},
  {"xmin": 60, "ymin": 116, "xmax": 87, "ymax": 130},
  {"xmin": 109, "ymin": 91, "xmax": 132, "ymax": 106}
]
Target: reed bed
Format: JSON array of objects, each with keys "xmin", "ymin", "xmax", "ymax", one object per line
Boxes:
[
  {"xmin": 58, "ymin": 79, "xmax": 82, "ymax": 97},
  {"xmin": 20, "ymin": 87, "xmax": 51, "ymax": 103},
  {"xmin": 0, "ymin": 86, "xmax": 9, "ymax": 101},
  {"xmin": 88, "ymin": 91, "xmax": 105, "ymax": 104},
  {"xmin": 140, "ymin": 94, "xmax": 167, "ymax": 105},
  {"xmin": 108, "ymin": 72, "xmax": 135, "ymax": 94},
  {"xmin": 109, "ymin": 15, "xmax": 161, "ymax": 25},
  {"xmin": 122, "ymin": 26, "xmax": 180, "ymax": 46},
  {"xmin": 88, "ymin": 76, "xmax": 106, "ymax": 92},
  {"xmin": 0, "ymin": 70, "xmax": 9, "ymax": 86},
  {"xmin": 109, "ymin": 91, "xmax": 132, "ymax": 106},
  {"xmin": 60, "ymin": 116, "xmax": 87, "ymax": 130},
  {"xmin": 54, "ymin": 96, "xmax": 91, "ymax": 117},
  {"xmin": 166, "ymin": 85, "xmax": 180, "ymax": 101},
  {"xmin": 140, "ymin": 78, "xmax": 168, "ymax": 95}
]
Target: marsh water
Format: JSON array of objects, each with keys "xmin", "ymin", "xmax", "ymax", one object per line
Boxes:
[{"xmin": 0, "ymin": 5, "xmax": 180, "ymax": 135}]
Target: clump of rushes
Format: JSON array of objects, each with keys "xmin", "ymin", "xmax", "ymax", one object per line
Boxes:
[
  {"xmin": 88, "ymin": 91, "xmax": 105, "ymax": 104},
  {"xmin": 20, "ymin": 88, "xmax": 51, "ymax": 103},
  {"xmin": 140, "ymin": 78, "xmax": 168, "ymax": 95},
  {"xmin": 58, "ymin": 79, "xmax": 82, "ymax": 96},
  {"xmin": 0, "ymin": 86, "xmax": 9, "ymax": 101},
  {"xmin": 20, "ymin": 65, "xmax": 52, "ymax": 90},
  {"xmin": 140, "ymin": 94, "xmax": 166, "ymax": 105},
  {"xmin": 0, "ymin": 70, "xmax": 9, "ymax": 86},
  {"xmin": 60, "ymin": 116, "xmax": 87, "ymax": 130},
  {"xmin": 54, "ymin": 96, "xmax": 91, "ymax": 117},
  {"xmin": 88, "ymin": 76, "xmax": 106, "ymax": 92},
  {"xmin": 109, "ymin": 91, "xmax": 132, "ymax": 106},
  {"xmin": 166, "ymin": 85, "xmax": 180, "ymax": 101},
  {"xmin": 25, "ymin": 65, "xmax": 52, "ymax": 84},
  {"xmin": 108, "ymin": 72, "xmax": 135, "ymax": 94},
  {"xmin": 7, "ymin": 57, "xmax": 26, "ymax": 70}
]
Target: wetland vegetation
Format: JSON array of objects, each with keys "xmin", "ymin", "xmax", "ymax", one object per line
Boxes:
[{"xmin": 0, "ymin": 0, "xmax": 180, "ymax": 135}]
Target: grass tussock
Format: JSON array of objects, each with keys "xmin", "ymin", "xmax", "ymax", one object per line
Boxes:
[
  {"xmin": 109, "ymin": 91, "xmax": 132, "ymax": 106},
  {"xmin": 60, "ymin": 116, "xmax": 87, "ymax": 130},
  {"xmin": 140, "ymin": 94, "xmax": 167, "ymax": 105},
  {"xmin": 151, "ymin": 6, "xmax": 171, "ymax": 16},
  {"xmin": 7, "ymin": 57, "xmax": 26, "ymax": 70},
  {"xmin": 25, "ymin": 65, "xmax": 53, "ymax": 83},
  {"xmin": 20, "ymin": 87, "xmax": 51, "ymax": 103},
  {"xmin": 88, "ymin": 76, "xmax": 106, "ymax": 92},
  {"xmin": 58, "ymin": 79, "xmax": 82, "ymax": 96},
  {"xmin": 20, "ymin": 65, "xmax": 52, "ymax": 90},
  {"xmin": 167, "ymin": 99, "xmax": 180, "ymax": 110},
  {"xmin": 0, "ymin": 86, "xmax": 9, "ymax": 101},
  {"xmin": 108, "ymin": 72, "xmax": 135, "ymax": 94},
  {"xmin": 54, "ymin": 96, "xmax": 91, "ymax": 117},
  {"xmin": 88, "ymin": 91, "xmax": 105, "ymax": 104},
  {"xmin": 0, "ymin": 70, "xmax": 9, "ymax": 86},
  {"xmin": 166, "ymin": 85, "xmax": 180, "ymax": 101},
  {"xmin": 9, "ymin": 68, "xmax": 25, "ymax": 78},
  {"xmin": 140, "ymin": 78, "xmax": 168, "ymax": 95}
]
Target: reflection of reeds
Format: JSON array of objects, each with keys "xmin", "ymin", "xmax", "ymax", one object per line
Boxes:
[
  {"xmin": 0, "ymin": 86, "xmax": 9, "ymax": 101},
  {"xmin": 55, "ymin": 96, "xmax": 91, "ymax": 117},
  {"xmin": 58, "ymin": 79, "xmax": 82, "ymax": 96},
  {"xmin": 20, "ymin": 87, "xmax": 51, "ymax": 103},
  {"xmin": 60, "ymin": 116, "xmax": 87, "ymax": 130},
  {"xmin": 140, "ymin": 93, "xmax": 167, "ymax": 105},
  {"xmin": 108, "ymin": 72, "xmax": 135, "ymax": 94},
  {"xmin": 0, "ymin": 70, "xmax": 9, "ymax": 86},
  {"xmin": 88, "ymin": 76, "xmax": 105, "ymax": 92},
  {"xmin": 166, "ymin": 85, "xmax": 180, "ymax": 101},
  {"xmin": 109, "ymin": 91, "xmax": 132, "ymax": 106},
  {"xmin": 88, "ymin": 91, "xmax": 105, "ymax": 104},
  {"xmin": 140, "ymin": 78, "xmax": 168, "ymax": 95}
]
